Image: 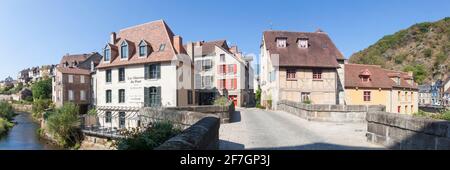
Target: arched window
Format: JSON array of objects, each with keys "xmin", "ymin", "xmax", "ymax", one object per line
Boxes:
[
  {"xmin": 139, "ymin": 40, "xmax": 148, "ymax": 57},
  {"xmin": 121, "ymin": 41, "xmax": 129, "ymax": 59},
  {"xmin": 104, "ymin": 45, "xmax": 111, "ymax": 62}
]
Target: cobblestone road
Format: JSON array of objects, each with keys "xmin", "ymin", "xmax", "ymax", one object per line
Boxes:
[{"xmin": 219, "ymin": 108, "xmax": 386, "ymax": 150}]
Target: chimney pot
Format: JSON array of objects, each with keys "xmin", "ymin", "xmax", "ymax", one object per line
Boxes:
[{"xmin": 110, "ymin": 32, "xmax": 116, "ymax": 44}]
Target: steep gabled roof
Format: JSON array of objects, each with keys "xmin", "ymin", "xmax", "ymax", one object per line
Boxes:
[
  {"xmin": 97, "ymin": 20, "xmax": 184, "ymax": 69},
  {"xmin": 263, "ymin": 30, "xmax": 343, "ymax": 68},
  {"xmin": 60, "ymin": 54, "xmax": 89, "ymax": 66}
]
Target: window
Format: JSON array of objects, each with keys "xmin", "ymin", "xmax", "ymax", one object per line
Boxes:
[
  {"xmin": 144, "ymin": 87, "xmax": 161, "ymax": 107},
  {"xmin": 411, "ymin": 92, "xmax": 414, "ymax": 102},
  {"xmin": 159, "ymin": 44, "xmax": 166, "ymax": 51},
  {"xmin": 287, "ymin": 69, "xmax": 296, "ymax": 80},
  {"xmin": 120, "ymin": 41, "xmax": 128, "ymax": 59},
  {"xmin": 80, "ymin": 75, "xmax": 85, "ymax": 84},
  {"xmin": 220, "ymin": 54, "xmax": 225, "ymax": 62},
  {"xmin": 106, "ymin": 90, "xmax": 112, "ymax": 103},
  {"xmin": 106, "ymin": 69, "xmax": 112, "ymax": 83},
  {"xmin": 118, "ymin": 68, "xmax": 125, "ymax": 82},
  {"xmin": 405, "ymin": 106, "xmax": 408, "ymax": 114},
  {"xmin": 68, "ymin": 75, "xmax": 73, "ymax": 83},
  {"xmin": 68, "ymin": 90, "xmax": 74, "ymax": 101},
  {"xmin": 398, "ymin": 106, "xmax": 401, "ymax": 113},
  {"xmin": 313, "ymin": 69, "xmax": 322, "ymax": 80},
  {"xmin": 139, "ymin": 41, "xmax": 148, "ymax": 57},
  {"xmin": 119, "ymin": 112, "xmax": 126, "ymax": 128},
  {"xmin": 218, "ymin": 65, "xmax": 227, "ymax": 75},
  {"xmin": 218, "ymin": 79, "xmax": 226, "ymax": 89},
  {"xmin": 301, "ymin": 92, "xmax": 311, "ymax": 102},
  {"xmin": 363, "ymin": 91, "xmax": 371, "ymax": 101},
  {"xmin": 202, "ymin": 76, "xmax": 213, "ymax": 88},
  {"xmin": 105, "ymin": 112, "xmax": 112, "ymax": 123},
  {"xmin": 104, "ymin": 47, "xmax": 111, "ymax": 62},
  {"xmin": 80, "ymin": 90, "xmax": 86, "ymax": 101},
  {"xmin": 228, "ymin": 65, "xmax": 235, "ymax": 75},
  {"xmin": 405, "ymin": 92, "xmax": 408, "ymax": 101},
  {"xmin": 145, "ymin": 64, "xmax": 161, "ymax": 79},
  {"xmin": 188, "ymin": 90, "xmax": 193, "ymax": 105},
  {"xmin": 276, "ymin": 38, "xmax": 287, "ymax": 48},
  {"xmin": 411, "ymin": 105, "xmax": 414, "ymax": 113},
  {"xmin": 298, "ymin": 39, "xmax": 308, "ymax": 48},
  {"xmin": 362, "ymin": 76, "xmax": 370, "ymax": 82},
  {"xmin": 398, "ymin": 91, "xmax": 401, "ymax": 102},
  {"xmin": 202, "ymin": 60, "xmax": 212, "ymax": 71},
  {"xmin": 118, "ymin": 89, "xmax": 125, "ymax": 103}
]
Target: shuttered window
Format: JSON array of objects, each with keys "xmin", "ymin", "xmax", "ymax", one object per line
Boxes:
[
  {"xmin": 145, "ymin": 64, "xmax": 161, "ymax": 79},
  {"xmin": 106, "ymin": 90, "xmax": 112, "ymax": 103},
  {"xmin": 144, "ymin": 87, "xmax": 161, "ymax": 107},
  {"xmin": 106, "ymin": 69, "xmax": 112, "ymax": 83}
]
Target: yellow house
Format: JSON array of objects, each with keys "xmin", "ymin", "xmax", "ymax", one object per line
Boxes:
[{"xmin": 345, "ymin": 64, "xmax": 419, "ymax": 115}]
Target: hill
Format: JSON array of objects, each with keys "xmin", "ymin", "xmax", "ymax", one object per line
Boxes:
[{"xmin": 349, "ymin": 17, "xmax": 450, "ymax": 84}]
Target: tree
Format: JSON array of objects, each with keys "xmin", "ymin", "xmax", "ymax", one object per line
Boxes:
[
  {"xmin": 255, "ymin": 87, "xmax": 261, "ymax": 106},
  {"xmin": 31, "ymin": 78, "xmax": 52, "ymax": 100},
  {"xmin": 403, "ymin": 64, "xmax": 428, "ymax": 84}
]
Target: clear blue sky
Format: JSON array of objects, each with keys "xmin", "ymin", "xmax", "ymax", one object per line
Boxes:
[{"xmin": 1, "ymin": 0, "xmax": 450, "ymax": 80}]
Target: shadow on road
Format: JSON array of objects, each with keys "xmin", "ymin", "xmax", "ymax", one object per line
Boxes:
[
  {"xmin": 249, "ymin": 143, "xmax": 386, "ymax": 150},
  {"xmin": 229, "ymin": 111, "xmax": 241, "ymax": 123},
  {"xmin": 219, "ymin": 140, "xmax": 245, "ymax": 150}
]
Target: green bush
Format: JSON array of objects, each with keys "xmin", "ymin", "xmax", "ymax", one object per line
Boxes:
[
  {"xmin": 214, "ymin": 96, "xmax": 229, "ymax": 106},
  {"xmin": 32, "ymin": 99, "xmax": 52, "ymax": 119},
  {"xmin": 0, "ymin": 117, "xmax": 14, "ymax": 136},
  {"xmin": 403, "ymin": 64, "xmax": 428, "ymax": 84},
  {"xmin": 0, "ymin": 101, "xmax": 15, "ymax": 120},
  {"xmin": 302, "ymin": 100, "xmax": 312, "ymax": 104},
  {"xmin": 116, "ymin": 121, "xmax": 182, "ymax": 150},
  {"xmin": 45, "ymin": 103, "xmax": 81, "ymax": 147},
  {"xmin": 423, "ymin": 49, "xmax": 433, "ymax": 58},
  {"xmin": 413, "ymin": 110, "xmax": 428, "ymax": 117}
]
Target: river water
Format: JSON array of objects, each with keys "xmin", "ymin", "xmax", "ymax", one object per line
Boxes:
[{"xmin": 0, "ymin": 112, "xmax": 60, "ymax": 150}]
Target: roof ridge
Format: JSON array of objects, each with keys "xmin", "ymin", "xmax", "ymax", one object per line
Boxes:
[
  {"xmin": 345, "ymin": 63, "xmax": 382, "ymax": 67},
  {"xmin": 119, "ymin": 19, "xmax": 165, "ymax": 32}
]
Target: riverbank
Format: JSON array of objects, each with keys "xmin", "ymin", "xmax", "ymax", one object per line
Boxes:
[{"xmin": 0, "ymin": 112, "xmax": 60, "ymax": 150}]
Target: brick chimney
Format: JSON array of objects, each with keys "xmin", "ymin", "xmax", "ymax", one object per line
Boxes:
[
  {"xmin": 173, "ymin": 35, "xmax": 183, "ymax": 54},
  {"xmin": 186, "ymin": 42, "xmax": 194, "ymax": 59},
  {"xmin": 230, "ymin": 46, "xmax": 239, "ymax": 55},
  {"xmin": 110, "ymin": 32, "xmax": 116, "ymax": 44}
]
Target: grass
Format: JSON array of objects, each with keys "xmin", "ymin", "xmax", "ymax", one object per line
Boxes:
[{"xmin": 413, "ymin": 110, "xmax": 450, "ymax": 121}]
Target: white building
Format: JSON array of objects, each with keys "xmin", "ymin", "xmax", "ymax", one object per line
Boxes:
[
  {"xmin": 186, "ymin": 40, "xmax": 254, "ymax": 107},
  {"xmin": 95, "ymin": 20, "xmax": 194, "ymax": 129}
]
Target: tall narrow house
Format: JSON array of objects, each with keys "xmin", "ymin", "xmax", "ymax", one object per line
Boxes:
[
  {"xmin": 95, "ymin": 20, "xmax": 193, "ymax": 129},
  {"xmin": 259, "ymin": 30, "xmax": 345, "ymax": 109}
]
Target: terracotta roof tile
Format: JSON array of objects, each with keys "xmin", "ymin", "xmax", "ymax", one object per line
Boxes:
[
  {"xmin": 97, "ymin": 20, "xmax": 184, "ymax": 69},
  {"xmin": 263, "ymin": 31, "xmax": 343, "ymax": 68},
  {"xmin": 345, "ymin": 64, "xmax": 418, "ymax": 89}
]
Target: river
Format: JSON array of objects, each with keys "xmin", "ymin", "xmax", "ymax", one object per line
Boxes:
[{"xmin": 0, "ymin": 112, "xmax": 60, "ymax": 150}]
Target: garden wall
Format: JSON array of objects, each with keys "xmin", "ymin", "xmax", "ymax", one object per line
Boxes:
[
  {"xmin": 277, "ymin": 100, "xmax": 385, "ymax": 123},
  {"xmin": 366, "ymin": 111, "xmax": 450, "ymax": 150},
  {"xmin": 163, "ymin": 102, "xmax": 235, "ymax": 124}
]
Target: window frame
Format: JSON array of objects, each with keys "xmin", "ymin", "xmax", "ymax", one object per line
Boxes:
[
  {"xmin": 68, "ymin": 90, "xmax": 74, "ymax": 101},
  {"xmin": 106, "ymin": 90, "xmax": 112, "ymax": 103},
  {"xmin": 104, "ymin": 47, "xmax": 111, "ymax": 62},
  {"xmin": 120, "ymin": 41, "xmax": 129, "ymax": 59},
  {"xmin": 363, "ymin": 91, "xmax": 371, "ymax": 102},
  {"xmin": 106, "ymin": 69, "xmax": 112, "ymax": 83},
  {"xmin": 68, "ymin": 75, "xmax": 74, "ymax": 83},
  {"xmin": 276, "ymin": 38, "xmax": 287, "ymax": 48},
  {"xmin": 118, "ymin": 89, "xmax": 125, "ymax": 103},
  {"xmin": 139, "ymin": 41, "xmax": 148, "ymax": 57},
  {"xmin": 286, "ymin": 69, "xmax": 297, "ymax": 80},
  {"xmin": 80, "ymin": 90, "xmax": 86, "ymax": 101},
  {"xmin": 118, "ymin": 68, "xmax": 125, "ymax": 82},
  {"xmin": 105, "ymin": 112, "xmax": 112, "ymax": 123},
  {"xmin": 312, "ymin": 69, "xmax": 322, "ymax": 80}
]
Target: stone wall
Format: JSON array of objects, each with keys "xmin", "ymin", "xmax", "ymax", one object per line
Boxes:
[
  {"xmin": 163, "ymin": 102, "xmax": 235, "ymax": 124},
  {"xmin": 11, "ymin": 104, "xmax": 33, "ymax": 112},
  {"xmin": 366, "ymin": 111, "xmax": 450, "ymax": 150},
  {"xmin": 155, "ymin": 116, "xmax": 220, "ymax": 150},
  {"xmin": 277, "ymin": 100, "xmax": 385, "ymax": 123}
]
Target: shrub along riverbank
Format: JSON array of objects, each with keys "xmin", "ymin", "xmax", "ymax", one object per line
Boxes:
[{"xmin": 0, "ymin": 102, "xmax": 16, "ymax": 136}]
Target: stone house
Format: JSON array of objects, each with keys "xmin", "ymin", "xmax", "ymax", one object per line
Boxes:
[{"xmin": 259, "ymin": 30, "xmax": 345, "ymax": 109}]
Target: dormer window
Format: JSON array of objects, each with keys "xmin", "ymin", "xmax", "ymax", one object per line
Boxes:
[
  {"xmin": 120, "ymin": 41, "xmax": 129, "ymax": 59},
  {"xmin": 104, "ymin": 46, "xmax": 111, "ymax": 62},
  {"xmin": 359, "ymin": 69, "xmax": 371, "ymax": 83},
  {"xmin": 298, "ymin": 38, "xmax": 309, "ymax": 48},
  {"xmin": 139, "ymin": 40, "xmax": 148, "ymax": 57},
  {"xmin": 276, "ymin": 38, "xmax": 287, "ymax": 48}
]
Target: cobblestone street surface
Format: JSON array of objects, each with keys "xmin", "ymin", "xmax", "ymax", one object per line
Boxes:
[{"xmin": 219, "ymin": 108, "xmax": 386, "ymax": 150}]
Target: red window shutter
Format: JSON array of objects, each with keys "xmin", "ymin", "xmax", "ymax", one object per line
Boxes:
[
  {"xmin": 234, "ymin": 64, "xmax": 237, "ymax": 74},
  {"xmin": 234, "ymin": 79, "xmax": 237, "ymax": 89}
]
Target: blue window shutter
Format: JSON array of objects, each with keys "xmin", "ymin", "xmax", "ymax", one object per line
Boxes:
[
  {"xmin": 157, "ymin": 64, "xmax": 161, "ymax": 79},
  {"xmin": 157, "ymin": 86, "xmax": 161, "ymax": 106},
  {"xmin": 144, "ymin": 87, "xmax": 149, "ymax": 107},
  {"xmin": 144, "ymin": 65, "xmax": 149, "ymax": 80}
]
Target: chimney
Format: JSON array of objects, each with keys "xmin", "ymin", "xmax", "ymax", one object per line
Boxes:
[
  {"xmin": 186, "ymin": 42, "xmax": 194, "ymax": 59},
  {"xmin": 110, "ymin": 32, "xmax": 116, "ymax": 44},
  {"xmin": 230, "ymin": 46, "xmax": 239, "ymax": 55},
  {"xmin": 173, "ymin": 35, "xmax": 183, "ymax": 54},
  {"xmin": 195, "ymin": 41, "xmax": 203, "ymax": 46}
]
